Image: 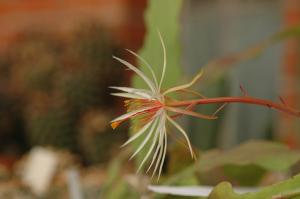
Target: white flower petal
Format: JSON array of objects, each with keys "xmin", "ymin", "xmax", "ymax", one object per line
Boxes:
[
  {"xmin": 158, "ymin": 30, "xmax": 167, "ymax": 90},
  {"xmin": 148, "ymin": 185, "xmax": 211, "ymax": 197},
  {"xmin": 129, "ymin": 118, "xmax": 159, "ymax": 159},
  {"xmin": 146, "ymin": 115, "xmax": 165, "ymax": 174},
  {"xmin": 113, "ymin": 56, "xmax": 157, "ymax": 93},
  {"xmin": 148, "ymin": 185, "xmax": 259, "ymax": 197},
  {"xmin": 137, "ymin": 115, "xmax": 164, "ymax": 172},
  {"xmin": 110, "ymin": 86, "xmax": 153, "ymax": 99},
  {"xmin": 166, "ymin": 115, "xmax": 194, "ymax": 159},
  {"xmin": 126, "ymin": 49, "xmax": 159, "ymax": 88},
  {"xmin": 158, "ymin": 126, "xmax": 167, "ymax": 180},
  {"xmin": 111, "ymin": 93, "xmax": 146, "ymax": 99},
  {"xmin": 110, "ymin": 107, "xmax": 151, "ymax": 123},
  {"xmin": 121, "ymin": 119, "xmax": 154, "ymax": 147},
  {"xmin": 163, "ymin": 69, "xmax": 204, "ymax": 95},
  {"xmin": 146, "ymin": 133, "xmax": 161, "ymax": 174},
  {"xmin": 151, "ymin": 127, "xmax": 164, "ymax": 178}
]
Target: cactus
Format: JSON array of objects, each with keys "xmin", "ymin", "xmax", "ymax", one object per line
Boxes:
[
  {"xmin": 0, "ymin": 20, "xmax": 132, "ymax": 199},
  {"xmin": 57, "ymin": 22, "xmax": 124, "ymax": 110},
  {"xmin": 0, "ymin": 22, "xmax": 127, "ymax": 163},
  {"xmin": 25, "ymin": 98, "xmax": 76, "ymax": 149},
  {"xmin": 9, "ymin": 33, "xmax": 59, "ymax": 93}
]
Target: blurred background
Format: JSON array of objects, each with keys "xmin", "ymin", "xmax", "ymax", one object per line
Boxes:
[{"xmin": 0, "ymin": 0, "xmax": 299, "ymax": 198}]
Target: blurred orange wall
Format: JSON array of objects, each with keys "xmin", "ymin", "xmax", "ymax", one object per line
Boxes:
[{"xmin": 0, "ymin": 0, "xmax": 146, "ymax": 51}]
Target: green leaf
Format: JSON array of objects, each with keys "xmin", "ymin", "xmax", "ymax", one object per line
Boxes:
[
  {"xmin": 150, "ymin": 175, "xmax": 300, "ymax": 199},
  {"xmin": 199, "ymin": 140, "xmax": 300, "ymax": 173},
  {"xmin": 223, "ymin": 165, "xmax": 265, "ymax": 186},
  {"xmin": 133, "ymin": 0, "xmax": 182, "ymax": 90},
  {"xmin": 207, "ymin": 175, "xmax": 300, "ymax": 199},
  {"xmin": 208, "ymin": 182, "xmax": 240, "ymax": 199},
  {"xmin": 131, "ymin": 0, "xmax": 183, "ymax": 169},
  {"xmin": 245, "ymin": 173, "xmax": 300, "ymax": 199}
]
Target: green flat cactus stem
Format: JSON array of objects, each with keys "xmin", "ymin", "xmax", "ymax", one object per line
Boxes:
[{"xmin": 207, "ymin": 174, "xmax": 300, "ymax": 199}]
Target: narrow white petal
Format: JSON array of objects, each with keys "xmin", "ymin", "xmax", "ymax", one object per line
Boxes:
[
  {"xmin": 137, "ymin": 118, "xmax": 162, "ymax": 172},
  {"xmin": 148, "ymin": 185, "xmax": 259, "ymax": 197},
  {"xmin": 111, "ymin": 93, "xmax": 145, "ymax": 99},
  {"xmin": 110, "ymin": 107, "xmax": 150, "ymax": 123},
  {"xmin": 157, "ymin": 127, "xmax": 167, "ymax": 180},
  {"xmin": 163, "ymin": 70, "xmax": 204, "ymax": 95},
  {"xmin": 166, "ymin": 115, "xmax": 194, "ymax": 159},
  {"xmin": 113, "ymin": 56, "xmax": 157, "ymax": 93},
  {"xmin": 158, "ymin": 30, "xmax": 167, "ymax": 90},
  {"xmin": 146, "ymin": 134, "xmax": 161, "ymax": 174},
  {"xmin": 137, "ymin": 115, "xmax": 164, "ymax": 172},
  {"xmin": 148, "ymin": 185, "xmax": 211, "ymax": 197},
  {"xmin": 146, "ymin": 115, "xmax": 165, "ymax": 173},
  {"xmin": 110, "ymin": 86, "xmax": 144, "ymax": 93},
  {"xmin": 151, "ymin": 127, "xmax": 164, "ymax": 178},
  {"xmin": 121, "ymin": 119, "xmax": 154, "ymax": 147},
  {"xmin": 150, "ymin": 113, "xmax": 166, "ymax": 177},
  {"xmin": 126, "ymin": 49, "xmax": 159, "ymax": 88},
  {"xmin": 110, "ymin": 86, "xmax": 153, "ymax": 99},
  {"xmin": 129, "ymin": 118, "xmax": 159, "ymax": 159}
]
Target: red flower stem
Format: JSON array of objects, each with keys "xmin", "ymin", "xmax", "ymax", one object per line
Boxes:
[{"xmin": 168, "ymin": 96, "xmax": 300, "ymax": 117}]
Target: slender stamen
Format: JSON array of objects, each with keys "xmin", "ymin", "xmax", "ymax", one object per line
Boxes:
[
  {"xmin": 166, "ymin": 106, "xmax": 217, "ymax": 120},
  {"xmin": 213, "ymin": 103, "xmax": 227, "ymax": 116},
  {"xmin": 170, "ymin": 102, "xmax": 197, "ymax": 119}
]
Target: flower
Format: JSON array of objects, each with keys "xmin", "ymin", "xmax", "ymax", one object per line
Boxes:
[
  {"xmin": 110, "ymin": 32, "xmax": 300, "ymax": 180},
  {"xmin": 110, "ymin": 32, "xmax": 215, "ymax": 179}
]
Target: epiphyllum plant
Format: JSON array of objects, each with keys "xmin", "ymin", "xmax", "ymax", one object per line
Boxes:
[{"xmin": 110, "ymin": 32, "xmax": 300, "ymax": 179}]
